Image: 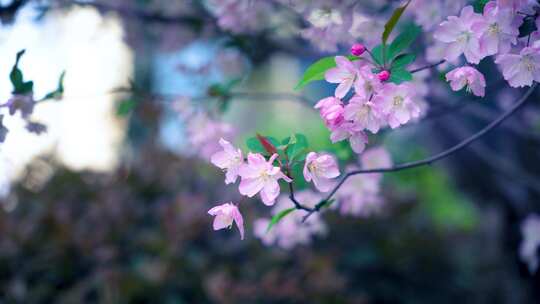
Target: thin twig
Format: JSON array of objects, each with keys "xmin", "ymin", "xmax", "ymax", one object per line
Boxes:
[{"xmin": 410, "ymin": 60, "xmax": 445, "ymax": 74}]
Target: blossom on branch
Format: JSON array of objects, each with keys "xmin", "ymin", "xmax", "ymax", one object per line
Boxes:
[
  {"xmin": 303, "ymin": 152, "xmax": 340, "ymax": 192},
  {"xmin": 211, "ymin": 138, "xmax": 244, "ymax": 184},
  {"xmin": 495, "ymin": 46, "xmax": 540, "ymax": 87},
  {"xmin": 434, "ymin": 6, "xmax": 485, "ymax": 64},
  {"xmin": 238, "ymin": 153, "xmax": 292, "ymax": 206},
  {"xmin": 373, "ymin": 83, "xmax": 420, "ymax": 129},
  {"xmin": 208, "ymin": 202, "xmax": 245, "ymax": 240},
  {"xmin": 325, "ymin": 56, "xmax": 362, "ymax": 98},
  {"xmin": 445, "ymin": 66, "xmax": 487, "ymax": 97}
]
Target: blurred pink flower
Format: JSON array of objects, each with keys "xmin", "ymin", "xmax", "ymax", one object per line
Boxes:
[
  {"xmin": 208, "ymin": 202, "xmax": 244, "ymax": 240},
  {"xmin": 445, "ymin": 66, "xmax": 487, "ymax": 97},
  {"xmin": 238, "ymin": 153, "xmax": 292, "ymax": 206},
  {"xmin": 253, "ymin": 191, "xmax": 327, "ymax": 249},
  {"xmin": 211, "ymin": 138, "xmax": 244, "ymax": 184},
  {"xmin": 303, "ymin": 152, "xmax": 340, "ymax": 192},
  {"xmin": 520, "ymin": 214, "xmax": 540, "ymax": 273}
]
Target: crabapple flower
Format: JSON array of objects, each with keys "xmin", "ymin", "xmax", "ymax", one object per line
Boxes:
[
  {"xmin": 495, "ymin": 47, "xmax": 540, "ymax": 87},
  {"xmin": 208, "ymin": 202, "xmax": 244, "ymax": 240},
  {"xmin": 238, "ymin": 153, "xmax": 292, "ymax": 206},
  {"xmin": 497, "ymin": 0, "xmax": 528, "ymax": 12},
  {"xmin": 253, "ymin": 191, "xmax": 327, "ymax": 249},
  {"xmin": 472, "ymin": 1, "xmax": 520, "ymax": 56},
  {"xmin": 343, "ymin": 95, "xmax": 384, "ymax": 133},
  {"xmin": 377, "ymin": 70, "xmax": 390, "ymax": 82},
  {"xmin": 361, "ymin": 146, "xmax": 392, "ymax": 172},
  {"xmin": 314, "ymin": 97, "xmax": 344, "ymax": 129},
  {"xmin": 330, "ymin": 123, "xmax": 369, "ymax": 154},
  {"xmin": 350, "ymin": 43, "xmax": 366, "ymax": 56},
  {"xmin": 303, "ymin": 152, "xmax": 340, "ymax": 192},
  {"xmin": 354, "ymin": 66, "xmax": 383, "ymax": 99},
  {"xmin": 0, "ymin": 115, "xmax": 8, "ymax": 143},
  {"xmin": 434, "ymin": 6, "xmax": 485, "ymax": 64},
  {"xmin": 445, "ymin": 66, "xmax": 487, "ymax": 97},
  {"xmin": 520, "ymin": 214, "xmax": 540, "ymax": 273},
  {"xmin": 373, "ymin": 83, "xmax": 421, "ymax": 129},
  {"xmin": 325, "ymin": 56, "xmax": 361, "ymax": 98},
  {"xmin": 211, "ymin": 138, "xmax": 244, "ymax": 184}
]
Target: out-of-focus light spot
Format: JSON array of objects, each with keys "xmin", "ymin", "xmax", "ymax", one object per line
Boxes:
[{"xmin": 0, "ymin": 6, "xmax": 133, "ymax": 193}]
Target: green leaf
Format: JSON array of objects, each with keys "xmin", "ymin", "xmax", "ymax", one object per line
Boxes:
[
  {"xmin": 246, "ymin": 136, "xmax": 279, "ymax": 155},
  {"xmin": 42, "ymin": 71, "xmax": 66, "ymax": 100},
  {"xmin": 389, "ymin": 68, "xmax": 413, "ymax": 84},
  {"xmin": 391, "ymin": 53, "xmax": 416, "ymax": 69},
  {"xmin": 473, "ymin": 0, "xmax": 490, "ymax": 13},
  {"xmin": 246, "ymin": 137, "xmax": 266, "ymax": 154},
  {"xmin": 10, "ymin": 49, "xmax": 34, "ymax": 95},
  {"xmin": 382, "ymin": 0, "xmax": 412, "ymax": 45},
  {"xmin": 370, "ymin": 44, "xmax": 385, "ymax": 66},
  {"xmin": 286, "ymin": 133, "xmax": 308, "ymax": 161},
  {"xmin": 266, "ymin": 208, "xmax": 296, "ymax": 233},
  {"xmin": 295, "ymin": 56, "xmax": 359, "ymax": 90},
  {"xmin": 116, "ymin": 99, "xmax": 136, "ymax": 117},
  {"xmin": 387, "ymin": 25, "xmax": 421, "ymax": 60}
]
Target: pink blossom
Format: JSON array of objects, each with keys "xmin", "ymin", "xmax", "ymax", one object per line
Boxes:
[
  {"xmin": 208, "ymin": 202, "xmax": 244, "ymax": 240},
  {"xmin": 253, "ymin": 191, "xmax": 327, "ymax": 249},
  {"xmin": 325, "ymin": 56, "xmax": 361, "ymax": 98},
  {"xmin": 433, "ymin": 6, "xmax": 485, "ymax": 64},
  {"xmin": 350, "ymin": 43, "xmax": 366, "ymax": 56},
  {"xmin": 314, "ymin": 97, "xmax": 344, "ymax": 129},
  {"xmin": 472, "ymin": 1, "xmax": 520, "ymax": 56},
  {"xmin": 330, "ymin": 122, "xmax": 369, "ymax": 154},
  {"xmin": 361, "ymin": 146, "xmax": 392, "ymax": 170},
  {"xmin": 335, "ymin": 165, "xmax": 382, "ymax": 217},
  {"xmin": 495, "ymin": 47, "xmax": 540, "ymax": 87},
  {"xmin": 354, "ymin": 66, "xmax": 383, "ymax": 99},
  {"xmin": 210, "ymin": 138, "xmax": 244, "ymax": 184},
  {"xmin": 373, "ymin": 83, "xmax": 420, "ymax": 129},
  {"xmin": 238, "ymin": 153, "xmax": 292, "ymax": 206},
  {"xmin": 303, "ymin": 152, "xmax": 340, "ymax": 192},
  {"xmin": 343, "ymin": 95, "xmax": 384, "ymax": 133},
  {"xmin": 445, "ymin": 66, "xmax": 487, "ymax": 97},
  {"xmin": 185, "ymin": 112, "xmax": 235, "ymax": 160}
]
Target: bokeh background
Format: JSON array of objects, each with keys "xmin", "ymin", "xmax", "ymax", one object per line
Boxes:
[{"xmin": 1, "ymin": 0, "xmax": 540, "ymax": 303}]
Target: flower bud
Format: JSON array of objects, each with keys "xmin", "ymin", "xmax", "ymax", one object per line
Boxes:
[
  {"xmin": 377, "ymin": 70, "xmax": 390, "ymax": 82},
  {"xmin": 350, "ymin": 43, "xmax": 366, "ymax": 56}
]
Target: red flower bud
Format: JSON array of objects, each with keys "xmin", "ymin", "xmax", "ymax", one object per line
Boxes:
[
  {"xmin": 350, "ymin": 43, "xmax": 366, "ymax": 56},
  {"xmin": 378, "ymin": 70, "xmax": 391, "ymax": 82}
]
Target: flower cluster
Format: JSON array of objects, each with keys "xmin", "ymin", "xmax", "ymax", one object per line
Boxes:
[
  {"xmin": 316, "ymin": 55, "xmax": 421, "ymax": 154},
  {"xmin": 434, "ymin": 1, "xmax": 540, "ymax": 89}
]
